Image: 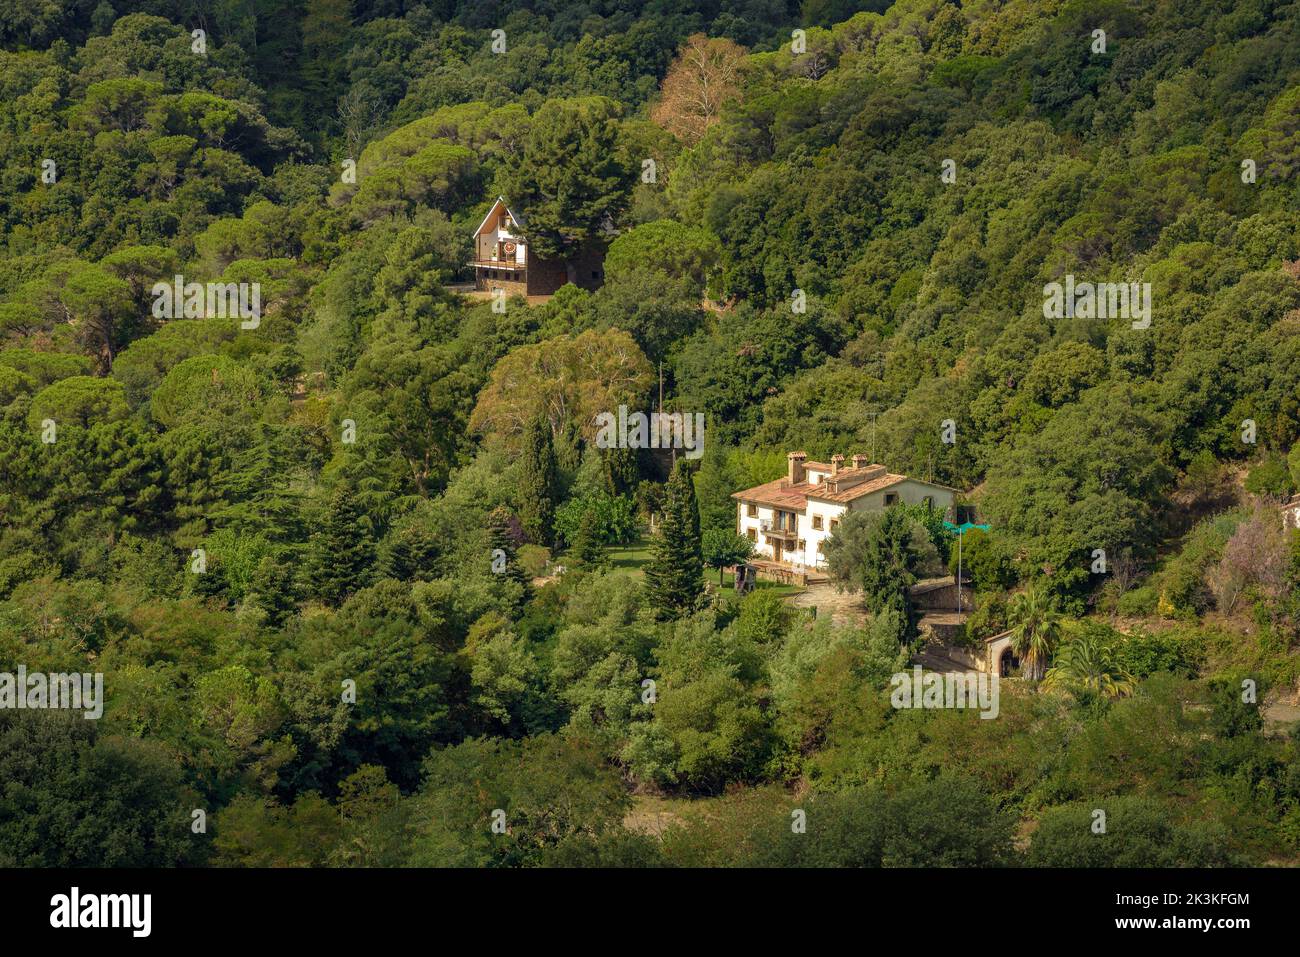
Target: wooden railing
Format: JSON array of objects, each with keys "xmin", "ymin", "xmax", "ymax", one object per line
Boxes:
[{"xmin": 467, "ymin": 260, "xmax": 526, "ymax": 270}]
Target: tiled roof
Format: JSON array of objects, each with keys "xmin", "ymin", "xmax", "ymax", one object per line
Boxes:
[
  {"xmin": 812, "ymin": 471, "xmax": 909, "ymax": 504},
  {"xmin": 730, "ymin": 477, "xmax": 822, "ymax": 510},
  {"xmin": 731, "ymin": 466, "xmax": 908, "ymax": 510}
]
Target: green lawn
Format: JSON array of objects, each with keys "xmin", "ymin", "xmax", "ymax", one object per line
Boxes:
[
  {"xmin": 595, "ymin": 534, "xmax": 805, "ymax": 599},
  {"xmin": 605, "ymin": 537, "xmax": 652, "ymax": 576}
]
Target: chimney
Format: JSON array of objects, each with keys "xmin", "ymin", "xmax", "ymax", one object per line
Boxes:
[
  {"xmin": 831, "ymin": 454, "xmax": 844, "ymax": 477},
  {"xmin": 787, "ymin": 451, "xmax": 807, "ymax": 485},
  {"xmin": 851, "ymin": 454, "xmax": 868, "ymax": 470}
]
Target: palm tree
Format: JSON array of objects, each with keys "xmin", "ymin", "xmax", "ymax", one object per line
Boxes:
[
  {"xmin": 1006, "ymin": 585, "xmax": 1063, "ymax": 682},
  {"xmin": 1042, "ymin": 631, "xmax": 1136, "ymax": 700}
]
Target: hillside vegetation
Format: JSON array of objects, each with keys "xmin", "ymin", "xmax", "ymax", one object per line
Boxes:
[{"xmin": 2, "ymin": 0, "xmax": 1300, "ymax": 867}]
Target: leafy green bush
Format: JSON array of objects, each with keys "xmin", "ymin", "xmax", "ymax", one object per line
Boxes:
[
  {"xmin": 553, "ymin": 493, "xmax": 638, "ymax": 547},
  {"xmin": 948, "ymin": 527, "xmax": 1016, "ymax": 590},
  {"xmin": 517, "ymin": 545, "xmax": 551, "ymax": 580},
  {"xmin": 1114, "ymin": 629, "xmax": 1202, "ymax": 679},
  {"xmin": 1245, "ymin": 453, "xmax": 1294, "ymax": 498},
  {"xmin": 1028, "ymin": 797, "xmax": 1233, "ymax": 867},
  {"xmin": 1157, "ymin": 512, "xmax": 1243, "ymax": 617},
  {"xmin": 1116, "ymin": 584, "xmax": 1158, "ymax": 617}
]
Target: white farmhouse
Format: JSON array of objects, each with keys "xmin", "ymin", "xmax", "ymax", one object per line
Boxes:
[{"xmin": 732, "ymin": 452, "xmax": 959, "ymax": 573}]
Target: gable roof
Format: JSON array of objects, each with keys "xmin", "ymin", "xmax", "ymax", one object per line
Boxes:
[{"xmin": 473, "ymin": 196, "xmax": 523, "ymax": 238}]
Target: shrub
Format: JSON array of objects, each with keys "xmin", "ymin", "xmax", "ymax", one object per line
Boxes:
[
  {"xmin": 1116, "ymin": 583, "xmax": 1158, "ymax": 617},
  {"xmin": 1113, "ymin": 629, "xmax": 1202, "ymax": 679},
  {"xmin": 554, "ymin": 493, "xmax": 638, "ymax": 547},
  {"xmin": 948, "ymin": 527, "xmax": 1016, "ymax": 591},
  {"xmin": 517, "ymin": 545, "xmax": 551, "ymax": 580}
]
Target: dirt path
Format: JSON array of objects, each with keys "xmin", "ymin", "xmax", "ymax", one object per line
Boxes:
[{"xmin": 788, "ymin": 581, "xmax": 868, "ymax": 626}]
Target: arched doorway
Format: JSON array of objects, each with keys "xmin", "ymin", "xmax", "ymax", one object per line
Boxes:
[{"xmin": 999, "ymin": 648, "xmax": 1020, "ymax": 677}]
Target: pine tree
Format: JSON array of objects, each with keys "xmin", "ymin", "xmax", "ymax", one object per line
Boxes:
[
  {"xmin": 378, "ymin": 521, "xmax": 439, "ymax": 582},
  {"xmin": 187, "ymin": 551, "xmax": 230, "ymax": 605},
  {"xmin": 645, "ymin": 460, "xmax": 703, "ymax": 617},
  {"xmin": 248, "ymin": 553, "xmax": 298, "ymax": 629},
  {"xmin": 487, "ymin": 505, "xmax": 529, "ymax": 590},
  {"xmin": 517, "ymin": 417, "xmax": 559, "ymax": 546},
  {"xmin": 308, "ymin": 484, "xmax": 374, "ymax": 606},
  {"xmin": 571, "ymin": 508, "xmax": 606, "ymax": 567}
]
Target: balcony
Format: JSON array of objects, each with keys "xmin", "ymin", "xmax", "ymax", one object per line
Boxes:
[
  {"xmin": 468, "ymin": 260, "xmax": 526, "ymax": 270},
  {"xmin": 760, "ymin": 518, "xmax": 798, "ymax": 540}
]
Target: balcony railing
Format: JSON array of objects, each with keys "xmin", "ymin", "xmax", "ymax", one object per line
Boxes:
[
  {"xmin": 760, "ymin": 518, "xmax": 798, "ymax": 539},
  {"xmin": 468, "ymin": 259, "xmax": 526, "ymax": 270}
]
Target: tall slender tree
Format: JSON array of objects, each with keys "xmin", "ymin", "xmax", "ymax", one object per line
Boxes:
[
  {"xmin": 487, "ymin": 505, "xmax": 530, "ymax": 591},
  {"xmin": 517, "ymin": 417, "xmax": 559, "ymax": 546},
  {"xmin": 823, "ymin": 507, "xmax": 939, "ymax": 638},
  {"xmin": 248, "ymin": 553, "xmax": 299, "ymax": 629},
  {"xmin": 645, "ymin": 460, "xmax": 703, "ymax": 617},
  {"xmin": 570, "ymin": 508, "xmax": 606, "ymax": 567},
  {"xmin": 601, "ymin": 445, "xmax": 639, "ymax": 497}
]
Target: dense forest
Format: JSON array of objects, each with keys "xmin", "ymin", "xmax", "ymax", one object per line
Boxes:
[{"xmin": 2, "ymin": 0, "xmax": 1300, "ymax": 868}]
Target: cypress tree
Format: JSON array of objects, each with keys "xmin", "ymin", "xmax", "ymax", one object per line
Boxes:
[
  {"xmin": 571, "ymin": 507, "xmax": 605, "ymax": 567},
  {"xmin": 645, "ymin": 459, "xmax": 703, "ymax": 617},
  {"xmin": 601, "ymin": 445, "xmax": 638, "ymax": 496},
  {"xmin": 517, "ymin": 416, "xmax": 559, "ymax": 546},
  {"xmin": 308, "ymin": 484, "xmax": 375, "ymax": 606}
]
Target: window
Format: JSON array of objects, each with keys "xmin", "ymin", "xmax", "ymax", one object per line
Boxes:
[
  {"xmin": 746, "ymin": 503, "xmax": 757, "ymax": 518},
  {"xmin": 746, "ymin": 529, "xmax": 756, "ymax": 542},
  {"xmin": 885, "ymin": 493, "xmax": 899, "ymax": 506},
  {"xmin": 923, "ymin": 495, "xmax": 933, "ymax": 511},
  {"xmin": 797, "ymin": 540, "xmax": 805, "ymax": 553},
  {"xmin": 830, "ymin": 519, "xmax": 839, "ymax": 532},
  {"xmin": 812, "ymin": 515, "xmax": 823, "ymax": 530}
]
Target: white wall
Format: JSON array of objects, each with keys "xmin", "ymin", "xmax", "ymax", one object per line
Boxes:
[
  {"xmin": 736, "ymin": 501, "xmax": 813, "ymax": 565},
  {"xmin": 737, "ymin": 501, "xmax": 776, "ymax": 560},
  {"xmin": 834, "ymin": 479, "xmax": 955, "ymax": 515},
  {"xmin": 802, "ymin": 499, "xmax": 846, "ymax": 568},
  {"xmin": 736, "ymin": 480, "xmax": 955, "ymax": 569}
]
